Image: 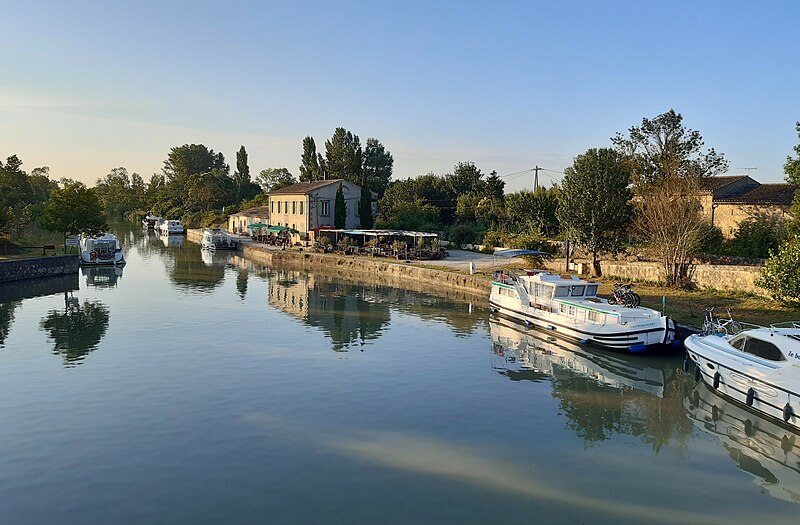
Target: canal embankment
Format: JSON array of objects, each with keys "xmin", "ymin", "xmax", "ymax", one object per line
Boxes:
[{"xmin": 0, "ymin": 255, "xmax": 79, "ymax": 283}]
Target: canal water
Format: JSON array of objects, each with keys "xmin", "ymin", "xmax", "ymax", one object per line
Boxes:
[{"xmin": 1, "ymin": 225, "xmax": 798, "ymax": 524}]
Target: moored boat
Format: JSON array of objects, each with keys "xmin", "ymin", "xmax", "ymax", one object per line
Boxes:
[
  {"xmin": 79, "ymin": 233, "xmax": 125, "ymax": 266},
  {"xmin": 142, "ymin": 215, "xmax": 163, "ymax": 230},
  {"xmin": 159, "ymin": 219, "xmax": 185, "ymax": 235},
  {"xmin": 200, "ymin": 227, "xmax": 235, "ymax": 251},
  {"xmin": 684, "ymin": 309, "xmax": 800, "ymax": 430},
  {"xmin": 489, "ymin": 269, "xmax": 675, "ymax": 352}
]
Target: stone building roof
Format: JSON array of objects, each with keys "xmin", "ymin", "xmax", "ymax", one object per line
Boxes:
[
  {"xmin": 698, "ymin": 175, "xmax": 748, "ymax": 192},
  {"xmin": 268, "ymin": 179, "xmax": 344, "ymax": 195},
  {"xmin": 231, "ymin": 206, "xmax": 270, "ymax": 218},
  {"xmin": 717, "ymin": 183, "xmax": 797, "ymax": 205}
]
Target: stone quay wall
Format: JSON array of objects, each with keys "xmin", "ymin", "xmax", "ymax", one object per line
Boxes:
[
  {"xmin": 239, "ymin": 243, "xmax": 490, "ymax": 298},
  {"xmin": 0, "ymin": 255, "xmax": 79, "ymax": 283}
]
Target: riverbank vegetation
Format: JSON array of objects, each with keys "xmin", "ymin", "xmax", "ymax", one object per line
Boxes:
[{"xmin": 4, "ymin": 113, "xmax": 800, "ymax": 300}]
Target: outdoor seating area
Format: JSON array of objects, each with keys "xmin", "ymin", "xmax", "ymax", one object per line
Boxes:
[
  {"xmin": 312, "ymin": 229, "xmax": 448, "ymax": 260},
  {"xmin": 247, "ymin": 223, "xmax": 293, "ymax": 247}
]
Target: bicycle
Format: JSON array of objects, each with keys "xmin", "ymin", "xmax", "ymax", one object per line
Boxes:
[
  {"xmin": 607, "ymin": 283, "xmax": 641, "ymax": 307},
  {"xmin": 702, "ymin": 307, "xmax": 743, "ymax": 336}
]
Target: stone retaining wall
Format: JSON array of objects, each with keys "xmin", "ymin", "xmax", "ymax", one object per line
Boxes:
[
  {"xmin": 240, "ymin": 243, "xmax": 490, "ymax": 298},
  {"xmin": 0, "ymin": 255, "xmax": 79, "ymax": 283}
]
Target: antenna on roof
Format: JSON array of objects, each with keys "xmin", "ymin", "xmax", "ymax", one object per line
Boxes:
[{"xmin": 737, "ymin": 167, "xmax": 757, "ymax": 175}]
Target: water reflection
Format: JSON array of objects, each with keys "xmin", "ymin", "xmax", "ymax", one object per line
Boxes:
[
  {"xmin": 159, "ymin": 232, "xmax": 184, "ymax": 248},
  {"xmin": 267, "ymin": 269, "xmax": 485, "ymax": 351},
  {"xmin": 490, "ymin": 319, "xmax": 693, "ymax": 448},
  {"xmin": 81, "ymin": 266, "xmax": 123, "ymax": 288},
  {"xmin": 685, "ymin": 382, "xmax": 800, "ymax": 504},
  {"xmin": 0, "ymin": 301, "xmax": 17, "ymax": 348},
  {"xmin": 40, "ymin": 296, "xmax": 110, "ymax": 367}
]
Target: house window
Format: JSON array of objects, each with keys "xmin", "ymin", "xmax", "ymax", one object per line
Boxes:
[
  {"xmin": 284, "ymin": 201, "xmax": 288, "ymax": 214},
  {"xmin": 292, "ymin": 202, "xmax": 296, "ymax": 214},
  {"xmin": 277, "ymin": 201, "xmax": 281, "ymax": 213},
  {"xmin": 271, "ymin": 201, "xmax": 274, "ymax": 213},
  {"xmin": 321, "ymin": 200, "xmax": 330, "ymax": 216},
  {"xmin": 300, "ymin": 202, "xmax": 304, "ymax": 215}
]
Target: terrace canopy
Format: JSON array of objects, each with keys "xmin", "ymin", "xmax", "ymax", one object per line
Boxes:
[
  {"xmin": 267, "ymin": 225, "xmax": 289, "ymax": 233},
  {"xmin": 247, "ymin": 222, "xmax": 268, "ymax": 230}
]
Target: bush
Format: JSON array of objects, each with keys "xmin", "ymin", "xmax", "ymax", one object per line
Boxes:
[
  {"xmin": 729, "ymin": 216, "xmax": 787, "ymax": 259},
  {"xmin": 698, "ymin": 222, "xmax": 724, "ymax": 254},
  {"xmin": 755, "ymin": 236, "xmax": 800, "ymax": 304},
  {"xmin": 448, "ymin": 223, "xmax": 479, "ymax": 248}
]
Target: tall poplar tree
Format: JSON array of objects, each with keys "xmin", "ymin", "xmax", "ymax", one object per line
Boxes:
[
  {"xmin": 558, "ymin": 148, "xmax": 632, "ymax": 276},
  {"xmin": 299, "ymin": 136, "xmax": 320, "ymax": 182},
  {"xmin": 362, "ymin": 138, "xmax": 393, "ymax": 197},
  {"xmin": 359, "ymin": 182, "xmax": 373, "ymax": 228},
  {"xmin": 334, "ymin": 184, "xmax": 346, "ymax": 228}
]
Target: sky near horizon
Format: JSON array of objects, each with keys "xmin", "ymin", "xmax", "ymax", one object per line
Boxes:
[{"xmin": 1, "ymin": 1, "xmax": 799, "ymax": 192}]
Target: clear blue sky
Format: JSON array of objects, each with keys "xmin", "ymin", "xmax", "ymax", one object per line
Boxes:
[{"xmin": 1, "ymin": 0, "xmax": 798, "ymax": 191}]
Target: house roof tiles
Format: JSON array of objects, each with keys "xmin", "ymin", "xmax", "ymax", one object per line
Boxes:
[{"xmin": 268, "ymin": 179, "xmax": 344, "ymax": 195}]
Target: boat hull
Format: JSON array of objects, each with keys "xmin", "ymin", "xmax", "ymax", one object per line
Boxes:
[
  {"xmin": 489, "ymin": 299, "xmax": 674, "ymax": 353},
  {"xmin": 79, "ymin": 252, "xmax": 125, "ymax": 266},
  {"xmin": 685, "ymin": 334, "xmax": 799, "ymax": 431}
]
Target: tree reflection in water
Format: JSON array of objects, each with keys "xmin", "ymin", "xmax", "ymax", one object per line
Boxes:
[
  {"xmin": 40, "ymin": 297, "xmax": 110, "ymax": 367},
  {"xmin": 0, "ymin": 301, "xmax": 18, "ymax": 348},
  {"xmin": 490, "ymin": 318, "xmax": 693, "ymax": 450}
]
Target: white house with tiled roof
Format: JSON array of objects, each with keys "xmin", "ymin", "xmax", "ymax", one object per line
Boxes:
[{"xmin": 267, "ymin": 179, "xmax": 375, "ymax": 242}]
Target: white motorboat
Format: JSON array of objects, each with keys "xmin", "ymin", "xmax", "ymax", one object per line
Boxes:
[
  {"xmin": 200, "ymin": 227, "xmax": 235, "ymax": 251},
  {"xmin": 159, "ymin": 219, "xmax": 185, "ymax": 235},
  {"xmin": 684, "ymin": 310, "xmax": 800, "ymax": 430},
  {"xmin": 79, "ymin": 233, "xmax": 125, "ymax": 266},
  {"xmin": 490, "ymin": 318, "xmax": 666, "ymax": 396},
  {"xmin": 489, "ymin": 269, "xmax": 675, "ymax": 352},
  {"xmin": 685, "ymin": 382, "xmax": 800, "ymax": 504},
  {"xmin": 142, "ymin": 215, "xmax": 163, "ymax": 230}
]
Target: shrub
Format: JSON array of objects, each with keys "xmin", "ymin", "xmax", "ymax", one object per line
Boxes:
[
  {"xmin": 755, "ymin": 236, "xmax": 800, "ymax": 304},
  {"xmin": 448, "ymin": 223, "xmax": 479, "ymax": 248},
  {"xmin": 729, "ymin": 216, "xmax": 787, "ymax": 259}
]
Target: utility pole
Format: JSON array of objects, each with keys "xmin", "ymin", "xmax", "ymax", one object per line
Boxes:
[{"xmin": 533, "ymin": 165, "xmax": 541, "ymax": 191}]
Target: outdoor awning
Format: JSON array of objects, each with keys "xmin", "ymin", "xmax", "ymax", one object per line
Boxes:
[
  {"xmin": 247, "ymin": 222, "xmax": 267, "ymax": 229},
  {"xmin": 493, "ymin": 249, "xmax": 551, "ymax": 258},
  {"xmin": 267, "ymin": 225, "xmax": 289, "ymax": 233}
]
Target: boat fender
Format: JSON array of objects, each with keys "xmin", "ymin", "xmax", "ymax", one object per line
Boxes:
[
  {"xmin": 713, "ymin": 372, "xmax": 721, "ymax": 389},
  {"xmin": 547, "ymin": 325, "xmax": 556, "ymax": 331},
  {"xmin": 682, "ymin": 357, "xmax": 691, "ymax": 373},
  {"xmin": 744, "ymin": 419, "xmax": 753, "ymax": 437},
  {"xmin": 694, "ymin": 365, "xmax": 701, "ymax": 383},
  {"xmin": 629, "ymin": 344, "xmax": 647, "ymax": 353},
  {"xmin": 746, "ymin": 388, "xmax": 755, "ymax": 407},
  {"xmin": 579, "ymin": 339, "xmax": 589, "ymax": 345},
  {"xmin": 524, "ymin": 319, "xmax": 532, "ymax": 327},
  {"xmin": 783, "ymin": 403, "xmax": 794, "ymax": 422}
]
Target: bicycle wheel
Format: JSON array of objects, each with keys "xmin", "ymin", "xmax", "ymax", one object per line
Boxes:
[
  {"xmin": 730, "ymin": 321, "xmax": 743, "ymax": 334},
  {"xmin": 622, "ymin": 293, "xmax": 635, "ymax": 308},
  {"xmin": 630, "ymin": 292, "xmax": 641, "ymax": 307},
  {"xmin": 607, "ymin": 295, "xmax": 617, "ymax": 305}
]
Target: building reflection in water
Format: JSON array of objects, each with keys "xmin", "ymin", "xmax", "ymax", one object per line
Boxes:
[
  {"xmin": 490, "ymin": 318, "xmax": 693, "ymax": 448},
  {"xmin": 685, "ymin": 382, "xmax": 800, "ymax": 505},
  {"xmin": 82, "ymin": 266, "xmax": 123, "ymax": 288},
  {"xmin": 40, "ymin": 294, "xmax": 110, "ymax": 367},
  {"xmin": 267, "ymin": 269, "xmax": 485, "ymax": 352}
]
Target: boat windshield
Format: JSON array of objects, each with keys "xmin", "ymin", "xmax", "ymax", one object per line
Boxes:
[
  {"xmin": 554, "ymin": 287, "xmax": 569, "ymax": 297},
  {"xmin": 730, "ymin": 336, "xmax": 786, "ymax": 362},
  {"xmin": 570, "ymin": 285, "xmax": 585, "ymax": 297},
  {"xmin": 585, "ymin": 284, "xmax": 598, "ymax": 297}
]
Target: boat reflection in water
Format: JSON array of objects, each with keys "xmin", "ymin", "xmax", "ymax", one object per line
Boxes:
[
  {"xmin": 685, "ymin": 382, "xmax": 800, "ymax": 504},
  {"xmin": 491, "ymin": 318, "xmax": 666, "ymax": 395},
  {"xmin": 490, "ymin": 318, "xmax": 693, "ymax": 446},
  {"xmin": 200, "ymin": 247, "xmax": 232, "ymax": 267},
  {"xmin": 160, "ymin": 232, "xmax": 184, "ymax": 248},
  {"xmin": 81, "ymin": 266, "xmax": 123, "ymax": 288}
]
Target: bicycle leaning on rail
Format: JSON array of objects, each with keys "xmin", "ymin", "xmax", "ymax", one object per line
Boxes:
[
  {"xmin": 606, "ymin": 283, "xmax": 641, "ymax": 308},
  {"xmin": 701, "ymin": 307, "xmax": 744, "ymax": 336}
]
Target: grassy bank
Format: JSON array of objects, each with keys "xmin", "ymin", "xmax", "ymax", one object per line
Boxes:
[{"xmin": 0, "ymin": 226, "xmax": 69, "ymax": 261}]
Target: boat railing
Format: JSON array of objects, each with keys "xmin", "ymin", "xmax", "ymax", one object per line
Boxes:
[{"xmin": 769, "ymin": 321, "xmax": 800, "ymax": 330}]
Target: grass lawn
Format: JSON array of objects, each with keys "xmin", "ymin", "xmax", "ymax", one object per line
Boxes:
[{"xmin": 0, "ymin": 228, "xmax": 71, "ymax": 260}]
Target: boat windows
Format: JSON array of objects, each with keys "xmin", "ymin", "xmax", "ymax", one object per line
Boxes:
[
  {"xmin": 570, "ymin": 285, "xmax": 585, "ymax": 297},
  {"xmin": 588, "ymin": 310, "xmax": 605, "ymax": 323},
  {"xmin": 533, "ymin": 283, "xmax": 553, "ymax": 300},
  {"xmin": 585, "ymin": 285, "xmax": 598, "ymax": 297},
  {"xmin": 554, "ymin": 287, "xmax": 569, "ymax": 297},
  {"xmin": 730, "ymin": 336, "xmax": 746, "ymax": 351},
  {"xmin": 743, "ymin": 337, "xmax": 786, "ymax": 362}
]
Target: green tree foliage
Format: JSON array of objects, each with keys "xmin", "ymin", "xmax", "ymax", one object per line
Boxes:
[
  {"xmin": 362, "ymin": 138, "xmax": 394, "ymax": 197},
  {"xmin": 756, "ymin": 236, "xmax": 800, "ymax": 304},
  {"xmin": 729, "ymin": 215, "xmax": 788, "ymax": 259},
  {"xmin": 0, "ymin": 155, "xmax": 32, "ymax": 206},
  {"xmin": 325, "ymin": 127, "xmax": 362, "ymax": 185},
  {"xmin": 612, "ymin": 109, "xmax": 728, "ymax": 187},
  {"xmin": 232, "ymin": 145, "xmax": 259, "ymax": 201},
  {"xmin": 186, "ymin": 168, "xmax": 232, "ymax": 212},
  {"xmin": 358, "ymin": 182, "xmax": 374, "ymax": 229},
  {"xmin": 503, "ymin": 188, "xmax": 560, "ymax": 237},
  {"xmin": 94, "ymin": 167, "xmax": 146, "ymax": 216},
  {"xmin": 41, "ymin": 181, "xmax": 107, "ymax": 246},
  {"xmin": 299, "ymin": 136, "xmax": 321, "ymax": 182},
  {"xmin": 256, "ymin": 168, "xmax": 297, "ymax": 192},
  {"xmin": 785, "ymin": 122, "xmax": 800, "ymax": 185},
  {"xmin": 334, "ymin": 184, "xmax": 347, "ymax": 228},
  {"xmin": 558, "ymin": 148, "xmax": 632, "ymax": 275}
]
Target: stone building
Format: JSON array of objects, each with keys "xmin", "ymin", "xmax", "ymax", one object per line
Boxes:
[
  {"xmin": 698, "ymin": 175, "xmax": 796, "ymax": 238},
  {"xmin": 227, "ymin": 206, "xmax": 270, "ymax": 235},
  {"xmin": 267, "ymin": 179, "xmax": 375, "ymax": 243}
]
